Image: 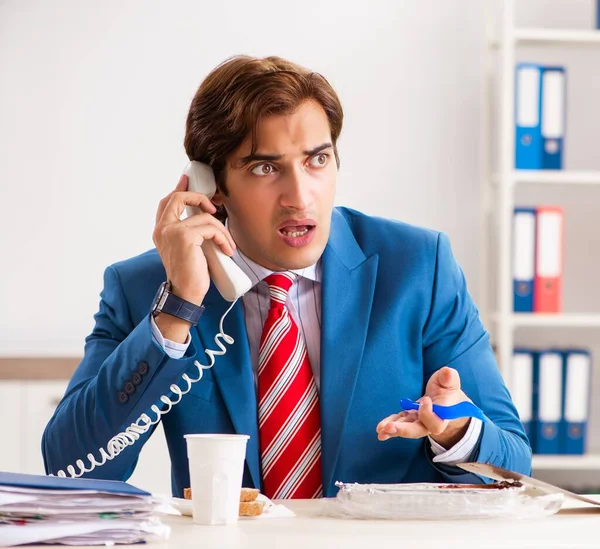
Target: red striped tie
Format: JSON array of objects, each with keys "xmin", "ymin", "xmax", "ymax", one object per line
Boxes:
[{"xmin": 257, "ymin": 272, "xmax": 323, "ymax": 499}]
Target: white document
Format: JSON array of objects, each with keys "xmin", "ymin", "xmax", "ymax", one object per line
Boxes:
[
  {"xmin": 538, "ymin": 352, "xmax": 563, "ymax": 423},
  {"xmin": 512, "ymin": 210, "xmax": 536, "ymax": 283},
  {"xmin": 564, "ymin": 352, "xmax": 591, "ymax": 423},
  {"xmin": 511, "ymin": 351, "xmax": 534, "ymax": 424},
  {"xmin": 1, "ymin": 518, "xmax": 169, "ymax": 547},
  {"xmin": 541, "ymin": 69, "xmax": 565, "ymax": 141},
  {"xmin": 0, "ymin": 478, "xmax": 172, "ymax": 546}
]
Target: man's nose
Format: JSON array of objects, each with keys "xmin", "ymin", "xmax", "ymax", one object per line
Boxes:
[{"xmin": 280, "ymin": 167, "xmax": 314, "ymax": 211}]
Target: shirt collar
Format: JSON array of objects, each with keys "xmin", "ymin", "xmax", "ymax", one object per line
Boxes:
[{"xmin": 225, "ymin": 219, "xmax": 320, "ymax": 287}]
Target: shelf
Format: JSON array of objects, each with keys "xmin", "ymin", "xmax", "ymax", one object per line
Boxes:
[
  {"xmin": 533, "ymin": 454, "xmax": 600, "ymax": 470},
  {"xmin": 492, "ymin": 171, "xmax": 600, "ymax": 186},
  {"xmin": 492, "ymin": 313, "xmax": 600, "ymax": 328},
  {"xmin": 516, "ymin": 28, "xmax": 600, "ymax": 46},
  {"xmin": 490, "ymin": 29, "xmax": 600, "ymax": 48}
]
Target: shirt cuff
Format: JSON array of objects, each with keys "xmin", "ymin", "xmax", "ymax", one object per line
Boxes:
[
  {"xmin": 150, "ymin": 315, "xmax": 191, "ymax": 359},
  {"xmin": 428, "ymin": 417, "xmax": 483, "ymax": 466}
]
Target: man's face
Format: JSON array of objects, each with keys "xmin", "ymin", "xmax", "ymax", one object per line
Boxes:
[{"xmin": 217, "ymin": 99, "xmax": 337, "ymax": 271}]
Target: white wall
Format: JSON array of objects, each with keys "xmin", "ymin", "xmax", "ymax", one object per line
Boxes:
[
  {"xmin": 3, "ymin": 0, "xmax": 600, "ymax": 490},
  {"xmin": 2, "ymin": 0, "xmax": 600, "ymax": 414},
  {"xmin": 0, "ymin": 0, "xmax": 488, "ymax": 355}
]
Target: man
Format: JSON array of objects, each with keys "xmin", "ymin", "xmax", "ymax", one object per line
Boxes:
[{"xmin": 42, "ymin": 55, "xmax": 531, "ymax": 499}]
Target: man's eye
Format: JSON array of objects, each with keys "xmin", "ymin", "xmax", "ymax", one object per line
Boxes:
[
  {"xmin": 309, "ymin": 153, "xmax": 330, "ymax": 168},
  {"xmin": 251, "ymin": 163, "xmax": 276, "ymax": 176}
]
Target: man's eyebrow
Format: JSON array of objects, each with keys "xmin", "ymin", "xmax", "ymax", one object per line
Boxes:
[
  {"xmin": 237, "ymin": 142, "xmax": 333, "ymax": 167},
  {"xmin": 304, "ymin": 142, "xmax": 333, "ymax": 156}
]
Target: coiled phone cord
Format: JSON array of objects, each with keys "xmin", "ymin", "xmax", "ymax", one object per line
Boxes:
[{"xmin": 55, "ymin": 300, "xmax": 238, "ymax": 478}]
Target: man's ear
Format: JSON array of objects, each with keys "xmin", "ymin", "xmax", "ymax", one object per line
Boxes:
[
  {"xmin": 211, "ymin": 190, "xmax": 225, "ymax": 207},
  {"xmin": 210, "ymin": 190, "xmax": 228, "ymax": 222}
]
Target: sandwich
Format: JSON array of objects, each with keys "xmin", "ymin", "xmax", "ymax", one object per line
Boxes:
[{"xmin": 183, "ymin": 487, "xmax": 264, "ymax": 516}]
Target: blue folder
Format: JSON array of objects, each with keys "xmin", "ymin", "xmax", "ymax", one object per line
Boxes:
[
  {"xmin": 530, "ymin": 350, "xmax": 539, "ymax": 453},
  {"xmin": 513, "ymin": 208, "xmax": 536, "ymax": 312},
  {"xmin": 515, "ymin": 64, "xmax": 543, "ymax": 170},
  {"xmin": 561, "ymin": 349, "xmax": 591, "ymax": 455},
  {"xmin": 535, "ymin": 350, "xmax": 563, "ymax": 454},
  {"xmin": 0, "ymin": 471, "xmax": 150, "ymax": 496},
  {"xmin": 540, "ymin": 66, "xmax": 566, "ymax": 170},
  {"xmin": 512, "ymin": 349, "xmax": 535, "ymax": 448}
]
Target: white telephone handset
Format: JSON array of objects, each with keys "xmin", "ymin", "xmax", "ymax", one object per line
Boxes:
[{"xmin": 183, "ymin": 161, "xmax": 252, "ymax": 302}]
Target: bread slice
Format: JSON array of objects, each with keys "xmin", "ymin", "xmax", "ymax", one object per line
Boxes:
[
  {"xmin": 239, "ymin": 500, "xmax": 265, "ymax": 517},
  {"xmin": 240, "ymin": 488, "xmax": 260, "ymax": 502},
  {"xmin": 183, "ymin": 487, "xmax": 260, "ymax": 503}
]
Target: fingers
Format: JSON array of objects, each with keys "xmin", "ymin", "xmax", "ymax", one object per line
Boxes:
[
  {"xmin": 156, "ymin": 175, "xmax": 190, "ymax": 225},
  {"xmin": 160, "ymin": 190, "xmax": 218, "ymax": 225},
  {"xmin": 376, "ymin": 395, "xmax": 451, "ymax": 442},
  {"xmin": 377, "ymin": 411, "xmax": 429, "ymax": 440},
  {"xmin": 153, "ymin": 173, "xmax": 236, "ymax": 257},
  {"xmin": 417, "ymin": 396, "xmax": 449, "ymax": 436},
  {"xmin": 376, "ymin": 411, "xmax": 427, "ymax": 441},
  {"xmin": 197, "ymin": 225, "xmax": 235, "ymax": 256},
  {"xmin": 164, "ymin": 223, "xmax": 235, "ymax": 257},
  {"xmin": 376, "ymin": 413, "xmax": 402, "ymax": 433},
  {"xmin": 176, "ymin": 173, "xmax": 189, "ymax": 192},
  {"xmin": 376, "ymin": 413, "xmax": 401, "ymax": 441},
  {"xmin": 156, "ymin": 172, "xmax": 218, "ymax": 227},
  {"xmin": 156, "ymin": 191, "xmax": 174, "ymax": 227},
  {"xmin": 185, "ymin": 225, "xmax": 234, "ymax": 256},
  {"xmin": 437, "ymin": 367, "xmax": 461, "ymax": 391},
  {"xmin": 180, "ymin": 212, "xmax": 236, "ymax": 251}
]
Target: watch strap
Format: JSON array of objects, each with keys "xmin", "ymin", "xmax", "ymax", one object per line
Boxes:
[{"xmin": 160, "ymin": 292, "xmax": 205, "ymax": 326}]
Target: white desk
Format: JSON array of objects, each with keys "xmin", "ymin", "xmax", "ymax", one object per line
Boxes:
[{"xmin": 23, "ymin": 497, "xmax": 600, "ymax": 549}]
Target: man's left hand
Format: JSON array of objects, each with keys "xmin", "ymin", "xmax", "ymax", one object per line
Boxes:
[{"xmin": 376, "ymin": 366, "xmax": 472, "ymax": 449}]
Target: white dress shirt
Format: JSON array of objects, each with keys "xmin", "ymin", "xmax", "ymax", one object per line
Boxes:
[{"xmin": 150, "ymin": 248, "xmax": 482, "ymax": 464}]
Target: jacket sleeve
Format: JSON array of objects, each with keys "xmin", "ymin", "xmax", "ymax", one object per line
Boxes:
[
  {"xmin": 42, "ymin": 265, "xmax": 200, "ymax": 481},
  {"xmin": 421, "ymin": 232, "xmax": 532, "ymax": 483}
]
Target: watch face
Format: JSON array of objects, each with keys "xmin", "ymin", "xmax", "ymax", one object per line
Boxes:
[{"xmin": 151, "ymin": 282, "xmax": 168, "ymax": 314}]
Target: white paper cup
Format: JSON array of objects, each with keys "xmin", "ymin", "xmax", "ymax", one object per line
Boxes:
[{"xmin": 184, "ymin": 433, "xmax": 250, "ymax": 525}]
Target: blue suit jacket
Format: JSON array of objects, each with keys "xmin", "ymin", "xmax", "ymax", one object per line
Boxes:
[{"xmin": 42, "ymin": 207, "xmax": 531, "ymax": 497}]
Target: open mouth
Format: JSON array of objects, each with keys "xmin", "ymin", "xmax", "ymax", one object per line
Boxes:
[
  {"xmin": 277, "ymin": 221, "xmax": 317, "ymax": 247},
  {"xmin": 278, "ymin": 225, "xmax": 315, "ymax": 237}
]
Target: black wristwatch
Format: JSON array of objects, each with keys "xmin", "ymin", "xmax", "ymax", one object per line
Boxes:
[{"xmin": 150, "ymin": 281, "xmax": 205, "ymax": 326}]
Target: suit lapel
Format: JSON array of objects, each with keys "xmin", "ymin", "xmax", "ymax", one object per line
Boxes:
[
  {"xmin": 194, "ymin": 287, "xmax": 261, "ymax": 489},
  {"xmin": 320, "ymin": 210, "xmax": 379, "ymax": 492}
]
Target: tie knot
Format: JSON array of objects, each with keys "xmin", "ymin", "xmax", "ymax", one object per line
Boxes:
[{"xmin": 264, "ymin": 272, "xmax": 295, "ymax": 305}]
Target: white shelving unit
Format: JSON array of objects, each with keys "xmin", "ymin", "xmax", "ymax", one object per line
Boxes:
[
  {"xmin": 482, "ymin": 0, "xmax": 600, "ymax": 471},
  {"xmin": 490, "ymin": 28, "xmax": 600, "ymax": 48},
  {"xmin": 514, "ymin": 28, "xmax": 600, "ymax": 45},
  {"xmin": 533, "ymin": 454, "xmax": 600, "ymax": 471},
  {"xmin": 492, "ymin": 170, "xmax": 600, "ymax": 186},
  {"xmin": 492, "ymin": 313, "xmax": 600, "ymax": 328}
]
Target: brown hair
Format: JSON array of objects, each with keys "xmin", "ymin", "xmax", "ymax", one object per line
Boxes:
[{"xmin": 184, "ymin": 55, "xmax": 343, "ymax": 199}]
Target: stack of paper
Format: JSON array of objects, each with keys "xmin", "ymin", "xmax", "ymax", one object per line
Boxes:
[{"xmin": 0, "ymin": 472, "xmax": 171, "ymax": 547}]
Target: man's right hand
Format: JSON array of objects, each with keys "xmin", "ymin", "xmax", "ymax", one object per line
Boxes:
[{"xmin": 151, "ymin": 174, "xmax": 236, "ymax": 341}]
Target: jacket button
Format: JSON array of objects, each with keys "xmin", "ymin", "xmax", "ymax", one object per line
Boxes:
[
  {"xmin": 132, "ymin": 372, "xmax": 143, "ymax": 385},
  {"xmin": 138, "ymin": 361, "xmax": 149, "ymax": 375},
  {"xmin": 124, "ymin": 381, "xmax": 136, "ymax": 395},
  {"xmin": 117, "ymin": 391, "xmax": 129, "ymax": 404}
]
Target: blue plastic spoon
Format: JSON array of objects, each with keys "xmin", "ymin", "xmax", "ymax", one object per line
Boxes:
[{"xmin": 400, "ymin": 398, "xmax": 490, "ymax": 423}]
